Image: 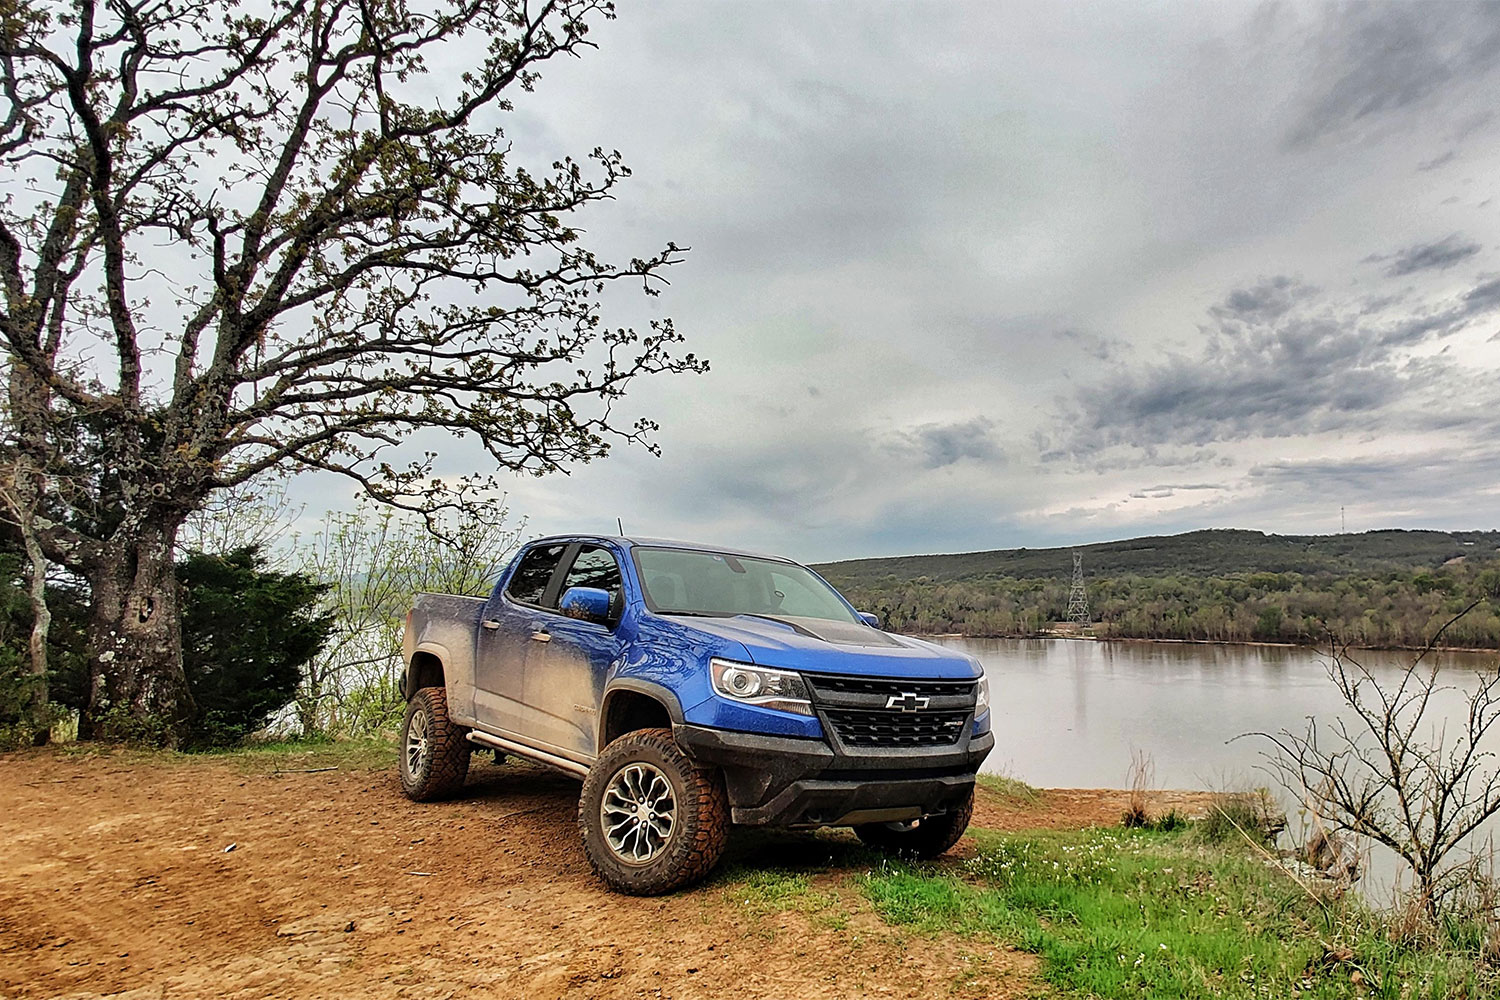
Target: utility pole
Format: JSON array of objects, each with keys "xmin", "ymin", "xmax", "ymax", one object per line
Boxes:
[
  {"xmin": 1341, "ymin": 506, "xmax": 1346, "ymax": 534},
  {"xmin": 1067, "ymin": 550, "xmax": 1092, "ymax": 626}
]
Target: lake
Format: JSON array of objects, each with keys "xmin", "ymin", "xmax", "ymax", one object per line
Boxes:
[{"xmin": 932, "ymin": 636, "xmax": 1500, "ymax": 791}]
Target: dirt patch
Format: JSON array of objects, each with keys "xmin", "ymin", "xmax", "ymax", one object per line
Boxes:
[
  {"xmin": 0, "ymin": 748, "xmax": 1208, "ymax": 1000},
  {"xmin": 1, "ymin": 750, "xmax": 1058, "ymax": 1000},
  {"xmin": 971, "ymin": 787, "xmax": 1218, "ymax": 833}
]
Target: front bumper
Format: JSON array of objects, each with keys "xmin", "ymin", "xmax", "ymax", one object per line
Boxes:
[{"xmin": 673, "ymin": 723, "xmax": 994, "ymax": 827}]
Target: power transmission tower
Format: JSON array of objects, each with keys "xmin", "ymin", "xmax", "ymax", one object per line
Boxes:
[{"xmin": 1067, "ymin": 550, "xmax": 1092, "ymax": 625}]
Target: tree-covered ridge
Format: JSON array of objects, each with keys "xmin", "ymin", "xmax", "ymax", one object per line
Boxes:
[
  {"xmin": 818, "ymin": 530, "xmax": 1500, "ymax": 648},
  {"xmin": 816, "ymin": 529, "xmax": 1500, "ymax": 586}
]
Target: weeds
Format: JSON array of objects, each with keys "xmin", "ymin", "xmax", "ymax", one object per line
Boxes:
[
  {"xmin": 1121, "ymin": 748, "xmax": 1155, "ymax": 828},
  {"xmin": 1197, "ymin": 788, "xmax": 1287, "ymax": 846},
  {"xmin": 976, "ymin": 772, "xmax": 1042, "ymax": 804}
]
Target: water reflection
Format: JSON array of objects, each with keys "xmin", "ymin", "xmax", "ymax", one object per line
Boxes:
[{"xmin": 935, "ymin": 637, "xmax": 1498, "ymax": 790}]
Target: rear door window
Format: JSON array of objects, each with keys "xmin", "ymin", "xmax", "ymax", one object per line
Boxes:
[{"xmin": 505, "ymin": 544, "xmax": 568, "ymax": 607}]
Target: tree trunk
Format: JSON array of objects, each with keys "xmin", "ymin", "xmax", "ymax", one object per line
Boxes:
[
  {"xmin": 80, "ymin": 523, "xmax": 196, "ymax": 744},
  {"xmin": 20, "ymin": 526, "xmax": 51, "ymax": 745}
]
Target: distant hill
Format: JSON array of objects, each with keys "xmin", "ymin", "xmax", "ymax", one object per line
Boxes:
[{"xmin": 814, "ymin": 528, "xmax": 1500, "ymax": 586}]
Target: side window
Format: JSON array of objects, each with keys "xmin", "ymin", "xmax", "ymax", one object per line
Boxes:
[
  {"xmin": 559, "ymin": 545, "xmax": 624, "ymax": 613},
  {"xmin": 505, "ymin": 544, "xmax": 567, "ymax": 607}
]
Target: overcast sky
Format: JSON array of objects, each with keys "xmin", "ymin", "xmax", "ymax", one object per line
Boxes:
[{"xmin": 296, "ymin": 1, "xmax": 1500, "ymax": 562}]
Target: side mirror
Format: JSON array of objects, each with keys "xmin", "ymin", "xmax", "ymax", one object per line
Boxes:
[
  {"xmin": 857, "ymin": 611, "xmax": 882, "ymax": 629},
  {"xmin": 560, "ymin": 586, "xmax": 612, "ymax": 625}
]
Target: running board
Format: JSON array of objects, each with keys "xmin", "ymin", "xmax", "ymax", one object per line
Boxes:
[{"xmin": 466, "ymin": 730, "xmax": 590, "ymax": 778}]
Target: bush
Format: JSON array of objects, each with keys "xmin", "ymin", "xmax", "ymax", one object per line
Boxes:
[
  {"xmin": 179, "ymin": 547, "xmax": 334, "ymax": 747},
  {"xmin": 1198, "ymin": 789, "xmax": 1287, "ymax": 845}
]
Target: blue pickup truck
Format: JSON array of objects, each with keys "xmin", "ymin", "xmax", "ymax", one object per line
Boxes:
[{"xmin": 399, "ymin": 534, "xmax": 993, "ymax": 894}]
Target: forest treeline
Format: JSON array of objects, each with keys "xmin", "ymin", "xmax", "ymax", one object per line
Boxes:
[{"xmin": 819, "ymin": 530, "xmax": 1500, "ymax": 648}]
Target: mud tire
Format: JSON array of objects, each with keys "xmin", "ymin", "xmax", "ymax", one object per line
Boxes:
[
  {"xmin": 579, "ymin": 728, "xmax": 729, "ymax": 895},
  {"xmin": 854, "ymin": 785, "xmax": 975, "ymax": 859},
  {"xmin": 399, "ymin": 687, "xmax": 470, "ymax": 801}
]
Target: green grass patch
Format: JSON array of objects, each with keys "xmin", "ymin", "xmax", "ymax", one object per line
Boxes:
[
  {"xmin": 863, "ymin": 826, "xmax": 1496, "ymax": 998},
  {"xmin": 203, "ymin": 735, "xmax": 399, "ymax": 773},
  {"xmin": 710, "ymin": 859, "xmax": 857, "ymax": 935},
  {"xmin": 976, "ymin": 772, "xmax": 1042, "ymax": 804},
  {"xmin": 723, "ymin": 867, "xmax": 815, "ymax": 912},
  {"xmin": 25, "ymin": 735, "xmax": 399, "ymax": 774}
]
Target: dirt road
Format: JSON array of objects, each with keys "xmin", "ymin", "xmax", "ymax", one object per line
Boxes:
[{"xmin": 0, "ymin": 748, "xmax": 1195, "ymax": 999}]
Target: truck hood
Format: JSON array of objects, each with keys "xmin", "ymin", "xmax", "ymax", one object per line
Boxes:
[{"xmin": 662, "ymin": 613, "xmax": 979, "ymax": 680}]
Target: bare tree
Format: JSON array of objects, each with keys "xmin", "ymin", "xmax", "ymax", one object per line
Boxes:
[
  {"xmin": 177, "ymin": 478, "xmax": 300, "ymax": 558},
  {"xmin": 1252, "ymin": 605, "xmax": 1500, "ymax": 918},
  {"xmin": 0, "ymin": 0, "xmax": 702, "ymax": 741},
  {"xmin": 294, "ymin": 499, "xmax": 519, "ymax": 737}
]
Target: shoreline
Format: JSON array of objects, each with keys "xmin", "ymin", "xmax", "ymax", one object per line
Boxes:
[{"xmin": 913, "ymin": 631, "xmax": 1500, "ymax": 655}]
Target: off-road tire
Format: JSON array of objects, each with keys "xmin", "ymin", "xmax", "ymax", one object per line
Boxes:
[
  {"xmin": 578, "ymin": 728, "xmax": 729, "ymax": 895},
  {"xmin": 854, "ymin": 785, "xmax": 975, "ymax": 859},
  {"xmin": 399, "ymin": 687, "xmax": 470, "ymax": 801}
]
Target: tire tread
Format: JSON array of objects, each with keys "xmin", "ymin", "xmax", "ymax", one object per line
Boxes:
[
  {"xmin": 578, "ymin": 727, "xmax": 729, "ymax": 895},
  {"xmin": 399, "ymin": 687, "xmax": 470, "ymax": 802}
]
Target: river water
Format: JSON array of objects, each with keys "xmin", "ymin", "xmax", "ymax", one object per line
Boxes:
[{"xmin": 932, "ymin": 636, "xmax": 1499, "ymax": 791}]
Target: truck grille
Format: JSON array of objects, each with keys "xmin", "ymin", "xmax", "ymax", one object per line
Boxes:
[
  {"xmin": 821, "ymin": 707, "xmax": 971, "ymax": 747},
  {"xmin": 804, "ymin": 674, "xmax": 977, "ymax": 749}
]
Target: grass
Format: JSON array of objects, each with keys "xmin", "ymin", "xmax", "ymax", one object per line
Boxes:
[
  {"xmin": 977, "ymin": 772, "xmax": 1043, "ymax": 805},
  {"xmin": 41, "ymin": 733, "xmax": 400, "ymax": 774},
  {"xmin": 200, "ymin": 735, "xmax": 399, "ymax": 773},
  {"xmin": 712, "ymin": 854, "xmax": 853, "ymax": 931},
  {"xmin": 863, "ymin": 825, "xmax": 1497, "ymax": 999}
]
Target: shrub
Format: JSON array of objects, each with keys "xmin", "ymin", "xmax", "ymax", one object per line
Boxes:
[
  {"xmin": 178, "ymin": 548, "xmax": 334, "ymax": 747},
  {"xmin": 1198, "ymin": 788, "xmax": 1287, "ymax": 845}
]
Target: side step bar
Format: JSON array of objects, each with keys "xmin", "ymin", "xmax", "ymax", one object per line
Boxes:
[{"xmin": 466, "ymin": 730, "xmax": 590, "ymax": 779}]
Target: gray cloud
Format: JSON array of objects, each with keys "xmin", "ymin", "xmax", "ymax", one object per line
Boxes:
[
  {"xmin": 1247, "ymin": 448, "xmax": 1500, "ymax": 507},
  {"xmin": 1462, "ymin": 276, "xmax": 1500, "ymax": 314},
  {"xmin": 1058, "ymin": 328, "xmax": 1127, "ymax": 363},
  {"xmin": 1211, "ymin": 276, "xmax": 1318, "ymax": 324},
  {"xmin": 1377, "ymin": 234, "xmax": 1482, "ymax": 277},
  {"xmin": 1285, "ymin": 2, "xmax": 1500, "ymax": 148},
  {"xmin": 893, "ymin": 417, "xmax": 1006, "ymax": 470},
  {"xmin": 1062, "ymin": 274, "xmax": 1500, "ymax": 455},
  {"xmin": 1417, "ymin": 150, "xmax": 1456, "ymax": 171},
  {"xmin": 1128, "ymin": 483, "xmax": 1228, "ymax": 500}
]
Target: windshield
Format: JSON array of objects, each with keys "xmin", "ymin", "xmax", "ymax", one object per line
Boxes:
[{"xmin": 633, "ymin": 547, "xmax": 860, "ymax": 624}]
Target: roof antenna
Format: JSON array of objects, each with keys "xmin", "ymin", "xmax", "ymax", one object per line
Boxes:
[{"xmin": 617, "ymin": 517, "xmax": 624, "ymax": 535}]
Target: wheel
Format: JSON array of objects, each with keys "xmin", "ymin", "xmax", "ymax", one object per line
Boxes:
[
  {"xmin": 399, "ymin": 687, "xmax": 470, "ymax": 801},
  {"xmin": 578, "ymin": 728, "xmax": 729, "ymax": 895},
  {"xmin": 854, "ymin": 785, "xmax": 974, "ymax": 859}
]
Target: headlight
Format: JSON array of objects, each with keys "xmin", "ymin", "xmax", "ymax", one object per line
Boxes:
[
  {"xmin": 710, "ymin": 658, "xmax": 813, "ymax": 716},
  {"xmin": 976, "ymin": 674, "xmax": 990, "ymax": 716}
]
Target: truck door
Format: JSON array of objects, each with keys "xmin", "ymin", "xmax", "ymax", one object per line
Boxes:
[
  {"xmin": 522, "ymin": 544, "xmax": 628, "ymax": 759},
  {"xmin": 473, "ymin": 542, "xmax": 569, "ymax": 733}
]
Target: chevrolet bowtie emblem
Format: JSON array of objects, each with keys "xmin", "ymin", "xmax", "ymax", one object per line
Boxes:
[{"xmin": 885, "ymin": 692, "xmax": 930, "ymax": 712}]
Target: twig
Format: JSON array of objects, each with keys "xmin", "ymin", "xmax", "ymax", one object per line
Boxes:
[{"xmin": 271, "ymin": 765, "xmax": 339, "ymax": 775}]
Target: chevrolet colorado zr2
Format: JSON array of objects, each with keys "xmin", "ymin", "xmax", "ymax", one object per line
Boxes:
[{"xmin": 399, "ymin": 535, "xmax": 993, "ymax": 894}]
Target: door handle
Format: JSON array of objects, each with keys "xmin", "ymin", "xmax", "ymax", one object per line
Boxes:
[
  {"xmin": 530, "ymin": 630, "xmax": 552, "ymax": 643},
  {"xmin": 482, "ymin": 619, "xmax": 501, "ymax": 631}
]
